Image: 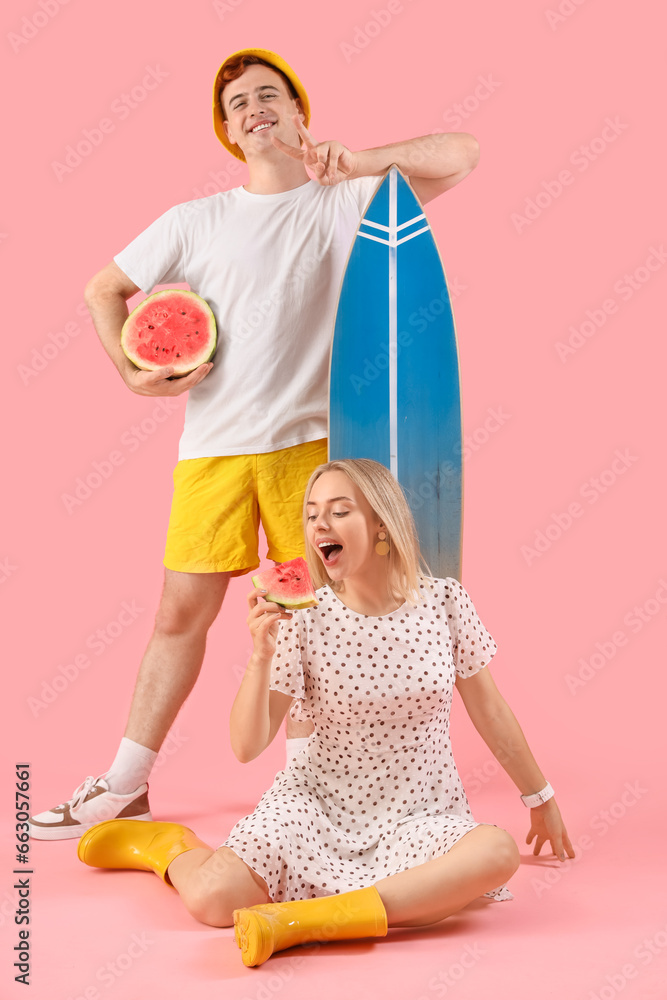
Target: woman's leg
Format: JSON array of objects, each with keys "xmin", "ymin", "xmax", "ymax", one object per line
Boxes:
[
  {"xmin": 167, "ymin": 845, "xmax": 271, "ymax": 928},
  {"xmin": 231, "ymin": 824, "xmax": 519, "ymax": 967},
  {"xmin": 77, "ymin": 819, "xmax": 271, "ymax": 929},
  {"xmin": 374, "ymin": 824, "xmax": 520, "ymax": 927}
]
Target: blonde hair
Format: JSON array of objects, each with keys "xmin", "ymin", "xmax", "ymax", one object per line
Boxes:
[{"xmin": 302, "ymin": 458, "xmax": 430, "ymax": 605}]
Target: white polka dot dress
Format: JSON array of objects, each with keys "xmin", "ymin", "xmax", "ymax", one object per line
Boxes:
[{"xmin": 223, "ymin": 578, "xmax": 513, "ymax": 902}]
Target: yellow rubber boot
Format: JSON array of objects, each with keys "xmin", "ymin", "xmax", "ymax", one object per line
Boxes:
[
  {"xmin": 233, "ymin": 885, "xmax": 388, "ymax": 967},
  {"xmin": 77, "ymin": 819, "xmax": 209, "ymax": 884}
]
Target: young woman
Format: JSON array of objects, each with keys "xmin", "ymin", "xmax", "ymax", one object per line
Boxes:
[{"xmin": 78, "ymin": 459, "xmax": 574, "ymax": 967}]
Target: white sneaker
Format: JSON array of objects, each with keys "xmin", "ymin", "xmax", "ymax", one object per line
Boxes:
[{"xmin": 29, "ymin": 776, "xmax": 152, "ymax": 841}]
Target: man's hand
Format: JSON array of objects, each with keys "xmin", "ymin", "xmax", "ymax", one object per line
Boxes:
[
  {"xmin": 128, "ymin": 362, "xmax": 213, "ymax": 396},
  {"xmin": 272, "ymin": 116, "xmax": 357, "ymax": 186},
  {"xmin": 526, "ymin": 798, "xmax": 575, "ymax": 862}
]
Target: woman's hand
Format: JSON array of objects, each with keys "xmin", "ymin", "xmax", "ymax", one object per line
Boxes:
[
  {"xmin": 526, "ymin": 798, "xmax": 575, "ymax": 861},
  {"xmin": 231, "ymin": 590, "xmax": 294, "ymax": 762},
  {"xmin": 246, "ymin": 588, "xmax": 292, "ymax": 661}
]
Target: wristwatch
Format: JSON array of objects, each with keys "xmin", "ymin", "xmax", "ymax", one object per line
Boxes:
[{"xmin": 520, "ymin": 782, "xmax": 554, "ymax": 808}]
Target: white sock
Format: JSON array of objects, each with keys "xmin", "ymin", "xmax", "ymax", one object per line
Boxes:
[
  {"xmin": 285, "ymin": 736, "xmax": 311, "ymax": 767},
  {"xmin": 105, "ymin": 737, "xmax": 158, "ymax": 794}
]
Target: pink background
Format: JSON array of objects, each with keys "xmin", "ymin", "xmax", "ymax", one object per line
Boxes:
[{"xmin": 2, "ymin": 1, "xmax": 665, "ymax": 997}]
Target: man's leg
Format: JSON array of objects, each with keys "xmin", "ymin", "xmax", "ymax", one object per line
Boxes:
[
  {"xmin": 30, "ymin": 569, "xmax": 230, "ymax": 840},
  {"xmin": 124, "ymin": 568, "xmax": 231, "ymax": 750}
]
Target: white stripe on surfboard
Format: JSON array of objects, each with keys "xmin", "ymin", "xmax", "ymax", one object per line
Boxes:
[
  {"xmin": 359, "ymin": 212, "xmax": 426, "ymax": 238},
  {"xmin": 356, "ymin": 231, "xmax": 393, "ymax": 246},
  {"xmin": 389, "ymin": 169, "xmax": 398, "ymax": 479},
  {"xmin": 397, "ymin": 213, "xmax": 426, "ymax": 232},
  {"xmin": 358, "ymin": 227, "xmax": 431, "ymax": 248},
  {"xmin": 357, "ymin": 223, "xmax": 430, "ymax": 248},
  {"xmin": 396, "ymin": 225, "xmax": 431, "ymax": 246},
  {"xmin": 359, "ymin": 217, "xmax": 391, "ymax": 233}
]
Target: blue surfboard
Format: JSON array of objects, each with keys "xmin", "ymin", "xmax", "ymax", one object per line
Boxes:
[{"xmin": 329, "ymin": 166, "xmax": 462, "ymax": 580}]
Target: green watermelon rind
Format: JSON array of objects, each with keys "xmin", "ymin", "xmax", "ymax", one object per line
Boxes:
[
  {"xmin": 121, "ymin": 289, "xmax": 217, "ymax": 378},
  {"xmin": 252, "ymin": 558, "xmax": 318, "ymax": 610}
]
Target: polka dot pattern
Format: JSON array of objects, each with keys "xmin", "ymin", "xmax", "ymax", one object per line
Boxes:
[{"xmin": 223, "ymin": 578, "xmax": 511, "ymax": 903}]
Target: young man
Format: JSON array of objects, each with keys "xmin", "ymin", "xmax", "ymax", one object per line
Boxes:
[{"xmin": 30, "ymin": 48, "xmax": 479, "ymax": 840}]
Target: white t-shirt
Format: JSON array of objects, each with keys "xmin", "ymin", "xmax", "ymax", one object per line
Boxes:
[{"xmin": 114, "ymin": 176, "xmax": 379, "ymax": 459}]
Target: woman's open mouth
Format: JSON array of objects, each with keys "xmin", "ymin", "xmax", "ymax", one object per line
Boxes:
[{"xmin": 318, "ymin": 541, "xmax": 343, "ymax": 564}]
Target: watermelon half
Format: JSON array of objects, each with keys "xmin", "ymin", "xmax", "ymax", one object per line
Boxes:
[
  {"xmin": 252, "ymin": 557, "xmax": 318, "ymax": 610},
  {"xmin": 121, "ymin": 289, "xmax": 217, "ymax": 377}
]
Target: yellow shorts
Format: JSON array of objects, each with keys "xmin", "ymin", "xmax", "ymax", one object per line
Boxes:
[{"xmin": 163, "ymin": 438, "xmax": 327, "ymax": 575}]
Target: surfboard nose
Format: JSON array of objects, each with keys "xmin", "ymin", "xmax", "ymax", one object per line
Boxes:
[{"xmin": 329, "ymin": 166, "xmax": 463, "ymax": 581}]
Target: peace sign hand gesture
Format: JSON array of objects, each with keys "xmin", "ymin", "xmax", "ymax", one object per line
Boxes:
[{"xmin": 272, "ymin": 115, "xmax": 357, "ymax": 185}]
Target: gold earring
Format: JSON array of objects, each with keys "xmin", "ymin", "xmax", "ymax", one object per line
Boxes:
[{"xmin": 375, "ymin": 530, "xmax": 390, "ymax": 556}]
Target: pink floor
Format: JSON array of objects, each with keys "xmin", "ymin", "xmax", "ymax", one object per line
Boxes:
[
  {"xmin": 11, "ymin": 782, "xmax": 667, "ymax": 1000},
  {"xmin": 7, "ymin": 659, "xmax": 666, "ymax": 1000}
]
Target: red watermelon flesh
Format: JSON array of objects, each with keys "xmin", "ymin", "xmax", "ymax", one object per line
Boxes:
[
  {"xmin": 252, "ymin": 557, "xmax": 318, "ymax": 610},
  {"xmin": 121, "ymin": 289, "xmax": 217, "ymax": 377}
]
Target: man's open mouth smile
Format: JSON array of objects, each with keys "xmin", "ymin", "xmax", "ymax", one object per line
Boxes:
[{"xmin": 249, "ymin": 121, "xmax": 276, "ymax": 133}]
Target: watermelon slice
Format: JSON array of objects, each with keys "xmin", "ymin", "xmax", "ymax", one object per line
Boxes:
[
  {"xmin": 121, "ymin": 289, "xmax": 217, "ymax": 377},
  {"xmin": 252, "ymin": 557, "xmax": 318, "ymax": 610}
]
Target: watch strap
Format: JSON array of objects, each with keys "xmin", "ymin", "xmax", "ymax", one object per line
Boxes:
[{"xmin": 520, "ymin": 781, "xmax": 554, "ymax": 808}]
